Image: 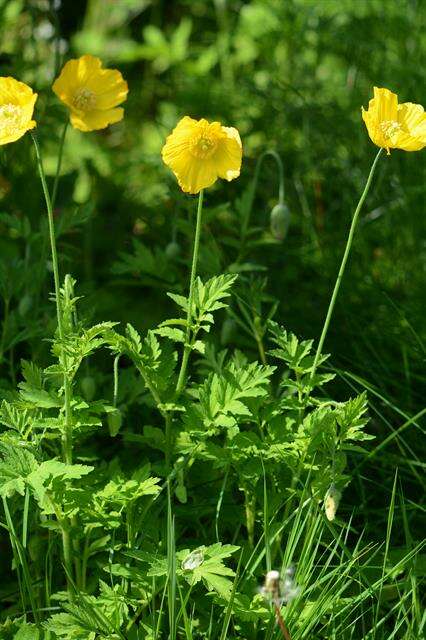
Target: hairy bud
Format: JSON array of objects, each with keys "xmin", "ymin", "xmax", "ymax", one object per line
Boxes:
[{"xmin": 270, "ymin": 202, "xmax": 290, "ymax": 241}]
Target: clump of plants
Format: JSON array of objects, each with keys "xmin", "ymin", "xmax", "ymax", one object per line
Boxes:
[{"xmin": 0, "ymin": 53, "xmax": 425, "ymax": 640}]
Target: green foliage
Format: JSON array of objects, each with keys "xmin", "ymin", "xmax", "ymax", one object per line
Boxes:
[{"xmin": 0, "ymin": 1, "xmax": 424, "ymax": 638}]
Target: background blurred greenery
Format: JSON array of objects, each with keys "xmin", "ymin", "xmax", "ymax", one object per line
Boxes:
[{"xmin": 0, "ymin": 0, "xmax": 425, "ymax": 550}]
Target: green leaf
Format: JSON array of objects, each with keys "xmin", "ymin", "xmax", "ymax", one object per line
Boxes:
[
  {"xmin": 268, "ymin": 321, "xmax": 315, "ymax": 370},
  {"xmin": 153, "ymin": 326, "xmax": 185, "ymax": 343},
  {"xmin": 13, "ymin": 624, "xmax": 40, "ymax": 640},
  {"xmin": 0, "ymin": 443, "xmax": 39, "ymax": 498},
  {"xmin": 184, "ymin": 360, "xmax": 275, "ymax": 435}
]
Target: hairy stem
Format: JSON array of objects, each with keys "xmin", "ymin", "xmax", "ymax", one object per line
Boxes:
[
  {"xmin": 175, "ymin": 189, "xmax": 204, "ymax": 396},
  {"xmin": 274, "ymin": 601, "xmax": 292, "ymax": 640},
  {"xmin": 310, "ymin": 148, "xmax": 383, "ymax": 381},
  {"xmin": 51, "ymin": 120, "xmax": 69, "ymax": 210},
  {"xmin": 32, "ymin": 132, "xmax": 75, "ymax": 598}
]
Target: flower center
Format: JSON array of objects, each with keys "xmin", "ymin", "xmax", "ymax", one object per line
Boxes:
[
  {"xmin": 72, "ymin": 88, "xmax": 96, "ymax": 111},
  {"xmin": 0, "ymin": 103, "xmax": 23, "ymax": 137},
  {"xmin": 380, "ymin": 120, "xmax": 402, "ymax": 140},
  {"xmin": 189, "ymin": 135, "xmax": 218, "ymax": 159}
]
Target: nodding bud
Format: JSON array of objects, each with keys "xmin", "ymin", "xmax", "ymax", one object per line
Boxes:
[
  {"xmin": 221, "ymin": 317, "xmax": 237, "ymax": 345},
  {"xmin": 107, "ymin": 409, "xmax": 122, "ymax": 437},
  {"xmin": 165, "ymin": 241, "xmax": 181, "ymax": 259},
  {"xmin": 325, "ymin": 484, "xmax": 342, "ymax": 521},
  {"xmin": 81, "ymin": 375, "xmax": 96, "ymax": 402},
  {"xmin": 270, "ymin": 202, "xmax": 290, "ymax": 241}
]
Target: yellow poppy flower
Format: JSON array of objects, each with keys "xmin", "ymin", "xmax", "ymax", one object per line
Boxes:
[
  {"xmin": 0, "ymin": 77, "xmax": 37, "ymax": 145},
  {"xmin": 161, "ymin": 116, "xmax": 242, "ymax": 194},
  {"xmin": 362, "ymin": 87, "xmax": 426, "ymax": 154},
  {"xmin": 52, "ymin": 54, "xmax": 128, "ymax": 132}
]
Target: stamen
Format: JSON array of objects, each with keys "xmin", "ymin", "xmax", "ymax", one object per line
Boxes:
[
  {"xmin": 0, "ymin": 103, "xmax": 24, "ymax": 138},
  {"xmin": 73, "ymin": 88, "xmax": 96, "ymax": 111},
  {"xmin": 189, "ymin": 134, "xmax": 217, "ymax": 159},
  {"xmin": 380, "ymin": 120, "xmax": 401, "ymax": 139}
]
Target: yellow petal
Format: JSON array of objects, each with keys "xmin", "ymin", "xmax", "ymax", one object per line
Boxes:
[
  {"xmin": 53, "ymin": 55, "xmax": 103, "ymax": 106},
  {"xmin": 361, "ymin": 107, "xmax": 387, "ymax": 150},
  {"xmin": 70, "ymin": 107, "xmax": 124, "ymax": 132},
  {"xmin": 392, "ymin": 132, "xmax": 425, "ymax": 151},
  {"xmin": 214, "ymin": 127, "xmax": 242, "ymax": 181},
  {"xmin": 397, "ymin": 102, "xmax": 426, "ymax": 146},
  {"xmin": 175, "ymin": 156, "xmax": 218, "ymax": 194},
  {"xmin": 0, "ymin": 77, "xmax": 37, "ymax": 145},
  {"xmin": 53, "ymin": 55, "xmax": 127, "ymax": 131},
  {"xmin": 85, "ymin": 68, "xmax": 128, "ymax": 109},
  {"xmin": 372, "ymin": 87, "xmax": 398, "ymax": 123},
  {"xmin": 161, "ymin": 116, "xmax": 242, "ymax": 193}
]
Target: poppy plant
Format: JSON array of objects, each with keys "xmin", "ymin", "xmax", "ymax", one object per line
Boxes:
[
  {"xmin": 0, "ymin": 77, "xmax": 37, "ymax": 145},
  {"xmin": 362, "ymin": 87, "xmax": 426, "ymax": 154},
  {"xmin": 161, "ymin": 116, "xmax": 242, "ymax": 194},
  {"xmin": 53, "ymin": 54, "xmax": 128, "ymax": 132}
]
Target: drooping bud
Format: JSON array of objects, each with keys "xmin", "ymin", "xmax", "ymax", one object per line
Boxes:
[
  {"xmin": 18, "ymin": 294, "xmax": 32, "ymax": 317},
  {"xmin": 107, "ymin": 408, "xmax": 122, "ymax": 437},
  {"xmin": 81, "ymin": 375, "xmax": 96, "ymax": 401},
  {"xmin": 165, "ymin": 241, "xmax": 181, "ymax": 259},
  {"xmin": 270, "ymin": 202, "xmax": 290, "ymax": 241},
  {"xmin": 221, "ymin": 317, "xmax": 237, "ymax": 345},
  {"xmin": 324, "ymin": 484, "xmax": 342, "ymax": 521}
]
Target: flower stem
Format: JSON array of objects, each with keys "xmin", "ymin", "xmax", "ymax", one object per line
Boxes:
[
  {"xmin": 239, "ymin": 150, "xmax": 284, "ymax": 261},
  {"xmin": 51, "ymin": 120, "xmax": 69, "ymax": 210},
  {"xmin": 274, "ymin": 602, "xmax": 292, "ymax": 640},
  {"xmin": 32, "ymin": 133, "xmax": 63, "ymax": 336},
  {"xmin": 31, "ymin": 132, "xmax": 75, "ymax": 597},
  {"xmin": 310, "ymin": 148, "xmax": 383, "ymax": 382},
  {"xmin": 175, "ymin": 189, "xmax": 204, "ymax": 396}
]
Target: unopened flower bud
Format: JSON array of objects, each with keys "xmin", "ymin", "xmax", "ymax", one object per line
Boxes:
[
  {"xmin": 325, "ymin": 484, "xmax": 341, "ymax": 521},
  {"xmin": 221, "ymin": 317, "xmax": 237, "ymax": 345},
  {"xmin": 107, "ymin": 408, "xmax": 122, "ymax": 437},
  {"xmin": 270, "ymin": 202, "xmax": 290, "ymax": 241},
  {"xmin": 18, "ymin": 294, "xmax": 32, "ymax": 317},
  {"xmin": 81, "ymin": 375, "xmax": 96, "ymax": 401},
  {"xmin": 165, "ymin": 241, "xmax": 181, "ymax": 259}
]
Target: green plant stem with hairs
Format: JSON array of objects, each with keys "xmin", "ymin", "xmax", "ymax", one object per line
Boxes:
[
  {"xmin": 51, "ymin": 120, "xmax": 69, "ymax": 210},
  {"xmin": 31, "ymin": 132, "xmax": 75, "ymax": 599},
  {"xmin": 241, "ymin": 149, "xmax": 285, "ymax": 246},
  {"xmin": 175, "ymin": 189, "xmax": 205, "ymax": 397},
  {"xmin": 310, "ymin": 148, "xmax": 383, "ymax": 382},
  {"xmin": 165, "ymin": 189, "xmax": 205, "ymax": 470}
]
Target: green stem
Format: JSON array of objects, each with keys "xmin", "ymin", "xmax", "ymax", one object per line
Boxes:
[
  {"xmin": 165, "ymin": 413, "xmax": 172, "ymax": 471},
  {"xmin": 239, "ymin": 150, "xmax": 284, "ymax": 261},
  {"xmin": 113, "ymin": 355, "xmax": 120, "ymax": 407},
  {"xmin": 175, "ymin": 189, "xmax": 204, "ymax": 396},
  {"xmin": 31, "ymin": 132, "xmax": 75, "ymax": 597},
  {"xmin": 51, "ymin": 120, "xmax": 69, "ymax": 210},
  {"xmin": 310, "ymin": 148, "xmax": 383, "ymax": 382},
  {"xmin": 32, "ymin": 133, "xmax": 63, "ymax": 340},
  {"xmin": 0, "ymin": 297, "xmax": 10, "ymax": 364}
]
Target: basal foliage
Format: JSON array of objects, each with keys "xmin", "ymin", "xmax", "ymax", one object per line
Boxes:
[{"xmin": 0, "ymin": 260, "xmax": 375, "ymax": 638}]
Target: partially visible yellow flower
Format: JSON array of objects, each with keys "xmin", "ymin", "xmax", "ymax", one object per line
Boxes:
[
  {"xmin": 0, "ymin": 77, "xmax": 37, "ymax": 145},
  {"xmin": 52, "ymin": 54, "xmax": 128, "ymax": 132},
  {"xmin": 362, "ymin": 87, "xmax": 426, "ymax": 154},
  {"xmin": 161, "ymin": 116, "xmax": 242, "ymax": 194}
]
